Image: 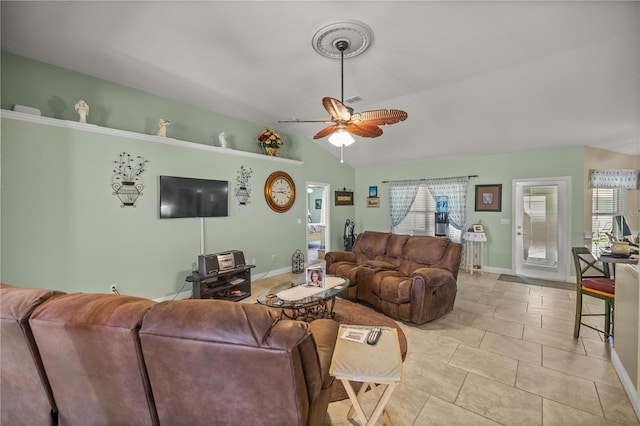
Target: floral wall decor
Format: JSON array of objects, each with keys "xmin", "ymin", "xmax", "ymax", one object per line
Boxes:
[
  {"xmin": 112, "ymin": 152, "xmax": 149, "ymax": 207},
  {"xmin": 257, "ymin": 128, "xmax": 283, "ymax": 156},
  {"xmin": 235, "ymin": 165, "xmax": 253, "ymax": 205}
]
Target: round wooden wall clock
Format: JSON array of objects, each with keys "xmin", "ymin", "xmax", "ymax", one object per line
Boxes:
[{"xmin": 264, "ymin": 171, "xmax": 296, "ymax": 213}]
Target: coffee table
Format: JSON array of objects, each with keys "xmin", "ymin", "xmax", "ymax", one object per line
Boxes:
[{"xmin": 256, "ymin": 275, "xmax": 348, "ymax": 321}]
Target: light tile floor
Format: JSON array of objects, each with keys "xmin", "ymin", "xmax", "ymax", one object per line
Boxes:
[{"xmin": 249, "ymin": 271, "xmax": 639, "ymax": 425}]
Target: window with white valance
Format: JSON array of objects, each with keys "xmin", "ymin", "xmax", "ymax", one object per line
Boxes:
[{"xmin": 589, "ymin": 169, "xmax": 638, "ymax": 253}]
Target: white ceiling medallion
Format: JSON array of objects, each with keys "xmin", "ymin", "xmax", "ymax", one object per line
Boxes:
[{"xmin": 312, "ymin": 20, "xmax": 373, "ymax": 59}]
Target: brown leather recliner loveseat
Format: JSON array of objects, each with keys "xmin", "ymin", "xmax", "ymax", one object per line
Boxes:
[
  {"xmin": 0, "ymin": 284, "xmax": 339, "ymax": 426},
  {"xmin": 325, "ymin": 231, "xmax": 463, "ymax": 324}
]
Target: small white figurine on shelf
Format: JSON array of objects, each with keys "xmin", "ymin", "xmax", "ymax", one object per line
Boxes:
[
  {"xmin": 156, "ymin": 119, "xmax": 170, "ymax": 137},
  {"xmin": 218, "ymin": 132, "xmax": 228, "ymax": 148},
  {"xmin": 74, "ymin": 100, "xmax": 89, "ymax": 123}
]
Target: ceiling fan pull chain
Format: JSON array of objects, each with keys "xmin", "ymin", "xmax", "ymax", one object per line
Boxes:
[{"xmin": 340, "ymin": 144, "xmax": 344, "ymax": 163}]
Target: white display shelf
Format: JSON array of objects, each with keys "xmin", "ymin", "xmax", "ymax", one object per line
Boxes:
[{"xmin": 1, "ymin": 109, "xmax": 304, "ymax": 165}]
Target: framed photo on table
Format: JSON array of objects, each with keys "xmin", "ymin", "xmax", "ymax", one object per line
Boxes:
[
  {"xmin": 475, "ymin": 184, "xmax": 502, "ymax": 212},
  {"xmin": 306, "ymin": 266, "xmax": 325, "ymax": 288},
  {"xmin": 472, "ymin": 224, "xmax": 484, "ymax": 233}
]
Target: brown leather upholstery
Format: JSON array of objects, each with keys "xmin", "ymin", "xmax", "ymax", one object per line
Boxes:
[
  {"xmin": 326, "ymin": 231, "xmax": 462, "ymax": 324},
  {"xmin": 29, "ymin": 293, "xmax": 158, "ymax": 426},
  {"xmin": 0, "ymin": 284, "xmax": 64, "ymax": 426},
  {"xmin": 3, "ymin": 288, "xmax": 339, "ymax": 425},
  {"xmin": 139, "ymin": 299, "xmax": 339, "ymax": 426}
]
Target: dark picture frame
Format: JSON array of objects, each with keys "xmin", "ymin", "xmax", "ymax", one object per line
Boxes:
[
  {"xmin": 335, "ymin": 190, "xmax": 354, "ymax": 206},
  {"xmin": 315, "ymin": 199, "xmax": 322, "ymax": 209},
  {"xmin": 475, "ymin": 184, "xmax": 502, "ymax": 212},
  {"xmin": 369, "ymin": 186, "xmax": 378, "ymax": 197}
]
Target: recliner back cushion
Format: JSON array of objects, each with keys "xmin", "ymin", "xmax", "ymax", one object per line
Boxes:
[
  {"xmin": 399, "ymin": 236, "xmax": 449, "ymax": 276},
  {"xmin": 30, "ymin": 293, "xmax": 158, "ymax": 426},
  {"xmin": 377, "ymin": 233, "xmax": 410, "ymax": 266},
  {"xmin": 139, "ymin": 300, "xmax": 317, "ymax": 426},
  {"xmin": 0, "ymin": 285, "xmax": 64, "ymax": 426},
  {"xmin": 353, "ymin": 231, "xmax": 391, "ymax": 264}
]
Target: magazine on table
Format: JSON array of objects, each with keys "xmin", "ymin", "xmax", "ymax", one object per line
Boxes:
[
  {"xmin": 306, "ymin": 265, "xmax": 325, "ymax": 288},
  {"xmin": 340, "ymin": 327, "xmax": 369, "ymax": 343}
]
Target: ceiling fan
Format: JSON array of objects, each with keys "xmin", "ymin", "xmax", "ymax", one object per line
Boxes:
[{"xmin": 278, "ymin": 38, "xmax": 408, "ymax": 162}]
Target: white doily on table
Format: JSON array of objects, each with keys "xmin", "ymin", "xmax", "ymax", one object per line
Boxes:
[{"xmin": 277, "ymin": 276, "xmax": 345, "ymax": 301}]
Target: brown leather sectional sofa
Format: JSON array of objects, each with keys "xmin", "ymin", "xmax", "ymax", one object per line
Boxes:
[
  {"xmin": 326, "ymin": 231, "xmax": 463, "ymax": 324},
  {"xmin": 0, "ymin": 284, "xmax": 339, "ymax": 426}
]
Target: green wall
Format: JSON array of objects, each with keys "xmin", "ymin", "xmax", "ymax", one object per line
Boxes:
[
  {"xmin": 354, "ymin": 148, "xmax": 586, "ymax": 270},
  {"xmin": 0, "ymin": 51, "xmax": 594, "ymax": 297},
  {"xmin": 1, "ymin": 52, "xmax": 355, "ymax": 298}
]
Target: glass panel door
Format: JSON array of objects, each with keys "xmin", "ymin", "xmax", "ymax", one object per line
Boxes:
[{"xmin": 513, "ymin": 177, "xmax": 570, "ymax": 281}]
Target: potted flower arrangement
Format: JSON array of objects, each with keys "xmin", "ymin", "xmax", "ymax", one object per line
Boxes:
[
  {"xmin": 257, "ymin": 128, "xmax": 284, "ymax": 156},
  {"xmin": 235, "ymin": 165, "xmax": 253, "ymax": 205}
]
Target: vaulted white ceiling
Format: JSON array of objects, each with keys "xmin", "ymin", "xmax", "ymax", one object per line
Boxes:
[{"xmin": 2, "ymin": 1, "xmax": 639, "ymax": 168}]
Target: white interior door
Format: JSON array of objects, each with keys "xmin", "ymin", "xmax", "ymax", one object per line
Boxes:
[
  {"xmin": 513, "ymin": 177, "xmax": 571, "ymax": 281},
  {"xmin": 306, "ymin": 182, "xmax": 330, "ymax": 266}
]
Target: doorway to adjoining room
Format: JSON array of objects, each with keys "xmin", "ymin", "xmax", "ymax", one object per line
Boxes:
[{"xmin": 306, "ymin": 182, "xmax": 330, "ymax": 266}]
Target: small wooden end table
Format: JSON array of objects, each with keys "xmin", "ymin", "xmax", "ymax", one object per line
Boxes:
[{"xmin": 329, "ymin": 325, "xmax": 403, "ymax": 425}]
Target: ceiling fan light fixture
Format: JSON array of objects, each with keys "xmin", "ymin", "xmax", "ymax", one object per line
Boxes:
[{"xmin": 328, "ymin": 129, "xmax": 355, "ymax": 147}]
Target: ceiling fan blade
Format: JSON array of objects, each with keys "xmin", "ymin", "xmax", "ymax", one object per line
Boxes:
[
  {"xmin": 313, "ymin": 125, "xmax": 341, "ymax": 139},
  {"xmin": 278, "ymin": 119, "xmax": 334, "ymax": 124},
  {"xmin": 346, "ymin": 122, "xmax": 383, "ymax": 138},
  {"xmin": 351, "ymin": 109, "xmax": 408, "ymax": 126},
  {"xmin": 322, "ymin": 97, "xmax": 352, "ymax": 122}
]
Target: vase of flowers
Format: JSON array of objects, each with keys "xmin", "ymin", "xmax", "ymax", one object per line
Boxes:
[{"xmin": 257, "ymin": 128, "xmax": 283, "ymax": 156}]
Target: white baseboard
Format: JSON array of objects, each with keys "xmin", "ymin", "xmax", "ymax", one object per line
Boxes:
[
  {"xmin": 153, "ymin": 266, "xmax": 293, "ymax": 302},
  {"xmin": 483, "ymin": 266, "xmax": 512, "ymax": 275},
  {"xmin": 611, "ymin": 349, "xmax": 640, "ymax": 421},
  {"xmin": 153, "ymin": 290, "xmax": 192, "ymax": 302}
]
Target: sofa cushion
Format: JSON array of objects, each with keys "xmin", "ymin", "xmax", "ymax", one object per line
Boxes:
[
  {"xmin": 378, "ymin": 233, "xmax": 409, "ymax": 266},
  {"xmin": 0, "ymin": 284, "xmax": 64, "ymax": 426},
  {"xmin": 353, "ymin": 231, "xmax": 391, "ymax": 264},
  {"xmin": 399, "ymin": 235, "xmax": 449, "ymax": 276},
  {"xmin": 139, "ymin": 300, "xmax": 336, "ymax": 426},
  {"xmin": 30, "ymin": 293, "xmax": 158, "ymax": 426}
]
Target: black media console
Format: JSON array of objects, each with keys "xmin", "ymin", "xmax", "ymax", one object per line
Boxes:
[{"xmin": 187, "ymin": 250, "xmax": 255, "ymax": 301}]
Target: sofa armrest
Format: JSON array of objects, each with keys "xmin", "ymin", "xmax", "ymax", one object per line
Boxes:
[
  {"xmin": 325, "ymin": 251, "xmax": 356, "ymax": 269},
  {"xmin": 410, "ymin": 267, "xmax": 458, "ymax": 324},
  {"xmin": 308, "ymin": 319, "xmax": 339, "ymax": 386},
  {"xmin": 411, "ymin": 267, "xmax": 455, "ymax": 288}
]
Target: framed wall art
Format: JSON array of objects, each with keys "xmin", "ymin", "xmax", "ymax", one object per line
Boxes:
[
  {"xmin": 315, "ymin": 199, "xmax": 322, "ymax": 209},
  {"xmin": 335, "ymin": 190, "xmax": 354, "ymax": 206},
  {"xmin": 369, "ymin": 186, "xmax": 378, "ymax": 197},
  {"xmin": 475, "ymin": 184, "xmax": 502, "ymax": 212},
  {"xmin": 367, "ymin": 197, "xmax": 380, "ymax": 208}
]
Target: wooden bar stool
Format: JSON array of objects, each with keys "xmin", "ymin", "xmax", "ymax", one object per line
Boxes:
[{"xmin": 571, "ymin": 247, "xmax": 615, "ymax": 338}]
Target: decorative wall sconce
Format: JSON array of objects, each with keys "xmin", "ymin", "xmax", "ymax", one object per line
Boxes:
[
  {"xmin": 235, "ymin": 165, "xmax": 253, "ymax": 205},
  {"xmin": 112, "ymin": 152, "xmax": 149, "ymax": 207}
]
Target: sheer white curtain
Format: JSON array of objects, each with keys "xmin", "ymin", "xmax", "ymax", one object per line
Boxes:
[{"xmin": 389, "ymin": 180, "xmax": 421, "ymax": 231}]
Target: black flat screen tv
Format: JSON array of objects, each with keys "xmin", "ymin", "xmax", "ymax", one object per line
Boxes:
[{"xmin": 159, "ymin": 176, "xmax": 228, "ymax": 218}]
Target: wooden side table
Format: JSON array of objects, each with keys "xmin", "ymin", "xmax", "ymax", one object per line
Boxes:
[{"xmin": 329, "ymin": 325, "xmax": 403, "ymax": 425}]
